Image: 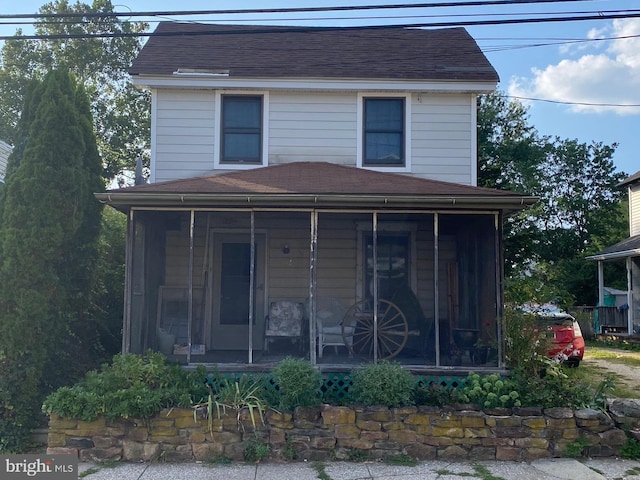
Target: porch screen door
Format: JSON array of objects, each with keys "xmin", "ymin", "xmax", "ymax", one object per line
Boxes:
[{"xmin": 211, "ymin": 233, "xmax": 265, "ymax": 350}]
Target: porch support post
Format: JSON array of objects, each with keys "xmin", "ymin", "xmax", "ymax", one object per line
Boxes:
[
  {"xmin": 627, "ymin": 256, "xmax": 633, "ymax": 335},
  {"xmin": 597, "ymin": 261, "xmax": 605, "ymax": 306},
  {"xmin": 433, "ymin": 213, "xmax": 440, "ymax": 367},
  {"xmin": 249, "ymin": 211, "xmax": 255, "ymax": 363},
  {"xmin": 122, "ymin": 209, "xmax": 135, "ymax": 354},
  {"xmin": 373, "ymin": 212, "xmax": 379, "ymax": 362},
  {"xmin": 494, "ymin": 212, "xmax": 504, "ymax": 368},
  {"xmin": 187, "ymin": 209, "xmax": 195, "ymax": 364},
  {"xmin": 309, "ymin": 210, "xmax": 318, "ymax": 364}
]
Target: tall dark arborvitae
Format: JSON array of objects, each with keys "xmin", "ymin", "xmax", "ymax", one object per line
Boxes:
[{"xmin": 0, "ymin": 69, "xmax": 104, "ymax": 452}]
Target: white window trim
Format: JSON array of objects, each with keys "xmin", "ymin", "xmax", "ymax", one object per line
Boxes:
[
  {"xmin": 214, "ymin": 90, "xmax": 270, "ymax": 170},
  {"xmin": 356, "ymin": 92, "xmax": 411, "ymax": 173}
]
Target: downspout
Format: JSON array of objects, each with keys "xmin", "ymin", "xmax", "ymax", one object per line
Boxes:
[{"xmin": 434, "ymin": 213, "xmax": 440, "ymax": 367}]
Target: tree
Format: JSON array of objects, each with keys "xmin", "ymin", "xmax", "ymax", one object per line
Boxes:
[
  {"xmin": 478, "ymin": 91, "xmax": 628, "ymax": 306},
  {"xmin": 0, "ymin": 69, "xmax": 104, "ymax": 452},
  {"xmin": 0, "ymin": 0, "xmax": 149, "ymax": 180}
]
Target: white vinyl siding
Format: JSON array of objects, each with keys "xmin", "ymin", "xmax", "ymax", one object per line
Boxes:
[
  {"xmin": 152, "ymin": 89, "xmax": 475, "ymax": 185},
  {"xmin": 268, "ymin": 92, "xmax": 357, "ymax": 165},
  {"xmin": 154, "ymin": 89, "xmax": 215, "ymax": 183},
  {"xmin": 411, "ymin": 94, "xmax": 474, "ymax": 185},
  {"xmin": 630, "ymin": 184, "xmax": 640, "ymax": 237},
  {"xmin": 0, "ymin": 140, "xmax": 11, "ymax": 182}
]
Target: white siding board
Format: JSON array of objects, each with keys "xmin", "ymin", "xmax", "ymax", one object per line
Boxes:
[
  {"xmin": 630, "ymin": 185, "xmax": 640, "ymax": 237},
  {"xmin": 151, "ymin": 86, "xmax": 478, "ymax": 184}
]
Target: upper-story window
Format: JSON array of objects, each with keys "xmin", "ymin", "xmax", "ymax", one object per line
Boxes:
[
  {"xmin": 358, "ymin": 93, "xmax": 411, "ymax": 172},
  {"xmin": 221, "ymin": 95, "xmax": 263, "ymax": 164},
  {"xmin": 363, "ymin": 98, "xmax": 404, "ymax": 166}
]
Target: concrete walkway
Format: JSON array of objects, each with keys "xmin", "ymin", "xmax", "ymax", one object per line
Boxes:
[{"xmin": 77, "ymin": 457, "xmax": 640, "ymax": 479}]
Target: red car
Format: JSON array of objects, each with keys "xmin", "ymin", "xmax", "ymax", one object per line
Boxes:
[{"xmin": 523, "ymin": 304, "xmax": 585, "ymax": 367}]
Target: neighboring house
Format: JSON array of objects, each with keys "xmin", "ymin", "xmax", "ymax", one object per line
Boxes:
[
  {"xmin": 587, "ymin": 171, "xmax": 640, "ymax": 335},
  {"xmin": 0, "ymin": 140, "xmax": 11, "ymax": 183},
  {"xmin": 97, "ymin": 23, "xmax": 536, "ymax": 370}
]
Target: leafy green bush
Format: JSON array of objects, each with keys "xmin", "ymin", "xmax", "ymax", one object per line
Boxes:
[
  {"xmin": 503, "ymin": 307, "xmax": 553, "ymax": 376},
  {"xmin": 509, "ymin": 367, "xmax": 593, "ymax": 409},
  {"xmin": 459, "ymin": 372, "xmax": 521, "ymax": 408},
  {"xmin": 43, "ymin": 351, "xmax": 208, "ymax": 421},
  {"xmin": 349, "ymin": 361, "xmax": 414, "ymax": 407},
  {"xmin": 273, "ymin": 357, "xmax": 322, "ymax": 410}
]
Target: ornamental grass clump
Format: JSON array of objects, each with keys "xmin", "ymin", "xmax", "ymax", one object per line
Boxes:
[{"xmin": 349, "ymin": 361, "xmax": 414, "ymax": 407}]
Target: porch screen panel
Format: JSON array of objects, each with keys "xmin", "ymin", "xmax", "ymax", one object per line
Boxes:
[
  {"xmin": 438, "ymin": 214, "xmax": 498, "ymax": 367},
  {"xmin": 315, "ymin": 212, "xmax": 365, "ymax": 364},
  {"xmin": 128, "ymin": 211, "xmax": 170, "ymax": 356},
  {"xmin": 260, "ymin": 211, "xmax": 312, "ymax": 361}
]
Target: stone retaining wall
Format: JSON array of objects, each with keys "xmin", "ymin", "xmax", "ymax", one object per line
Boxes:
[{"xmin": 47, "ymin": 403, "xmax": 637, "ymax": 463}]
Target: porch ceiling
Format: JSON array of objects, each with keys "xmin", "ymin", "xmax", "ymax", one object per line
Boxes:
[{"xmin": 96, "ymin": 162, "xmax": 537, "ymax": 213}]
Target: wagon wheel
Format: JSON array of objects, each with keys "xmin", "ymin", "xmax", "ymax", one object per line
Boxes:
[{"xmin": 342, "ymin": 299, "xmax": 408, "ymax": 360}]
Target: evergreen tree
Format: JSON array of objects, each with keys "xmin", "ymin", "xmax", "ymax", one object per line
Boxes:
[{"xmin": 0, "ymin": 69, "xmax": 104, "ymax": 452}]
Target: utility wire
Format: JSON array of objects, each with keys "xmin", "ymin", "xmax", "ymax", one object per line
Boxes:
[
  {"xmin": 0, "ymin": 8, "xmax": 635, "ymax": 27},
  {"xmin": 0, "ymin": 0, "xmax": 603, "ymax": 20},
  {"xmin": 507, "ymin": 95, "xmax": 640, "ymax": 108},
  {"xmin": 2, "ymin": 11, "xmax": 640, "ymax": 41}
]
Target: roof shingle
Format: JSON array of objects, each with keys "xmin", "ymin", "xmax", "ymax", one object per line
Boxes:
[
  {"xmin": 130, "ymin": 23, "xmax": 499, "ymax": 82},
  {"xmin": 109, "ymin": 161, "xmax": 523, "ymax": 197}
]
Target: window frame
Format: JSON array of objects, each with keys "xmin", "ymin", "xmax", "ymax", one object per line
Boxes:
[
  {"xmin": 357, "ymin": 93, "xmax": 411, "ymax": 172},
  {"xmin": 214, "ymin": 91, "xmax": 269, "ymax": 169}
]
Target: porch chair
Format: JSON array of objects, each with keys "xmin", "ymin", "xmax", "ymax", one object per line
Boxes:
[
  {"xmin": 314, "ymin": 297, "xmax": 354, "ymax": 358},
  {"xmin": 264, "ymin": 300, "xmax": 305, "ymax": 353}
]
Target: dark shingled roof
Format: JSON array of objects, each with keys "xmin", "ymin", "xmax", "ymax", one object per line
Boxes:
[
  {"xmin": 619, "ymin": 170, "xmax": 640, "ymax": 187},
  {"xmin": 109, "ymin": 161, "xmax": 523, "ymax": 197},
  {"xmin": 130, "ymin": 22, "xmax": 499, "ymax": 82},
  {"xmin": 589, "ymin": 235, "xmax": 640, "ymax": 259}
]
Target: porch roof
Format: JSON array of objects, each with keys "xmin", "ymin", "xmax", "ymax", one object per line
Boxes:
[
  {"xmin": 97, "ymin": 162, "xmax": 537, "ymax": 213},
  {"xmin": 586, "ymin": 234, "xmax": 640, "ymax": 261}
]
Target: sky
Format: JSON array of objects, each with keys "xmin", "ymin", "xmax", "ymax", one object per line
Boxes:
[{"xmin": 0, "ymin": 0, "xmax": 638, "ymax": 176}]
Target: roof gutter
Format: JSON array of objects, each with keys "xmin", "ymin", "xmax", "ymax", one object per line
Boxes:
[
  {"xmin": 586, "ymin": 248, "xmax": 640, "ymax": 262},
  {"xmin": 95, "ymin": 192, "xmax": 537, "ymax": 211}
]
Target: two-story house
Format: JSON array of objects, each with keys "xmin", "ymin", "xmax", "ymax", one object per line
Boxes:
[
  {"xmin": 97, "ymin": 23, "xmax": 536, "ymax": 370},
  {"xmin": 588, "ymin": 171, "xmax": 640, "ymax": 336}
]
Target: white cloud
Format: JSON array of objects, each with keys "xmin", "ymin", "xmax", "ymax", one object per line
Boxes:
[{"xmin": 509, "ymin": 18, "xmax": 640, "ymax": 115}]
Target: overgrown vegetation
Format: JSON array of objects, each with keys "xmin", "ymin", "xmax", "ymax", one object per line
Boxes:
[{"xmin": 43, "ymin": 352, "xmax": 207, "ymax": 422}]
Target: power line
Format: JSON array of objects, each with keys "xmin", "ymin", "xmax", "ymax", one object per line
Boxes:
[
  {"xmin": 506, "ymin": 95, "xmax": 640, "ymax": 108},
  {"xmin": 2, "ymin": 11, "xmax": 639, "ymax": 41},
  {"xmin": 0, "ymin": 8, "xmax": 635, "ymax": 28},
  {"xmin": 0, "ymin": 0, "xmax": 601, "ymax": 20}
]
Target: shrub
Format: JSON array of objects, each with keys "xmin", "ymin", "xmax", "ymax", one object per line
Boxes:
[
  {"xmin": 503, "ymin": 307, "xmax": 553, "ymax": 376},
  {"xmin": 349, "ymin": 361, "xmax": 414, "ymax": 407},
  {"xmin": 413, "ymin": 382, "xmax": 464, "ymax": 407},
  {"xmin": 43, "ymin": 351, "xmax": 207, "ymax": 421},
  {"xmin": 273, "ymin": 357, "xmax": 322, "ymax": 410},
  {"xmin": 459, "ymin": 372, "xmax": 521, "ymax": 409}
]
